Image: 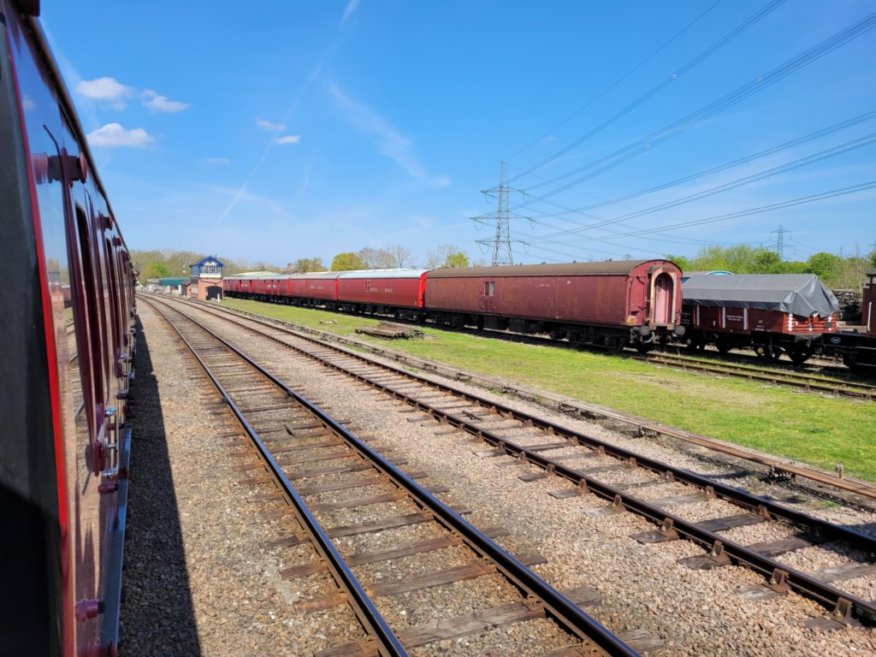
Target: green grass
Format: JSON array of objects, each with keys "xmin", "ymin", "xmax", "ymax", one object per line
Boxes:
[{"xmin": 223, "ymin": 298, "xmax": 876, "ymax": 481}]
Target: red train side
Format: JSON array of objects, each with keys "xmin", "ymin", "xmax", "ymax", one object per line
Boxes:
[
  {"xmin": 292, "ymin": 271, "xmax": 340, "ymax": 302},
  {"xmin": 1, "ymin": 3, "xmax": 136, "ymax": 655},
  {"xmin": 336, "ymin": 270, "xmax": 427, "ymax": 310},
  {"xmin": 224, "ymin": 261, "xmax": 682, "ymax": 351},
  {"xmin": 225, "ymin": 269, "xmax": 428, "ymax": 312},
  {"xmin": 425, "ymin": 260, "xmax": 682, "ymax": 351}
]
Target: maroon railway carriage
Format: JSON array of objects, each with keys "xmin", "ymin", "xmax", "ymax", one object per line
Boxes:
[
  {"xmin": 1, "ymin": 2, "xmax": 137, "ymax": 655},
  {"xmin": 222, "ymin": 273, "xmax": 266, "ymax": 299},
  {"xmin": 225, "ymin": 271, "xmax": 430, "ymax": 319},
  {"xmin": 225, "ymin": 272, "xmax": 339, "ymax": 304},
  {"xmin": 336, "ymin": 269, "xmax": 428, "ymax": 313},
  {"xmin": 681, "ymin": 273, "xmax": 839, "ymax": 365},
  {"xmin": 252, "ymin": 276, "xmax": 268, "ymax": 296},
  {"xmin": 223, "ymin": 276, "xmax": 239, "ymax": 294},
  {"xmin": 822, "ymin": 269, "xmax": 876, "ymax": 369},
  {"xmin": 290, "ymin": 271, "xmax": 340, "ymax": 303},
  {"xmin": 424, "ymin": 260, "xmax": 683, "ymax": 351}
]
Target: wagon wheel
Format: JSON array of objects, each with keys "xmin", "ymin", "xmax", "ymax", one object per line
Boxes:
[
  {"xmin": 606, "ymin": 336, "xmax": 626, "ymax": 355},
  {"xmin": 789, "ymin": 345, "xmax": 811, "ymax": 367},
  {"xmin": 716, "ymin": 338, "xmax": 732, "ymax": 355},
  {"xmin": 687, "ymin": 335, "xmax": 704, "ymax": 352}
]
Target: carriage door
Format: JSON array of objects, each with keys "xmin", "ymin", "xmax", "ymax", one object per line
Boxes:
[
  {"xmin": 865, "ymin": 272, "xmax": 876, "ymax": 337},
  {"xmin": 867, "ymin": 299, "xmax": 874, "ymax": 336},
  {"xmin": 649, "ymin": 270, "xmax": 676, "ymax": 326}
]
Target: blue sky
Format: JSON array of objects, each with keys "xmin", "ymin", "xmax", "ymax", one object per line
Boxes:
[{"xmin": 42, "ymin": 1, "xmax": 876, "ymax": 267}]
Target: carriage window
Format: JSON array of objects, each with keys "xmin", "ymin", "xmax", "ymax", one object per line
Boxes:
[
  {"xmin": 484, "ymin": 281, "xmax": 496, "ymax": 297},
  {"xmin": 104, "ymin": 236, "xmax": 122, "ymax": 357},
  {"xmin": 75, "ymin": 205, "xmax": 107, "ymax": 409}
]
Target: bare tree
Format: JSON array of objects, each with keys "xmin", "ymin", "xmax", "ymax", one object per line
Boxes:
[
  {"xmin": 389, "ymin": 244, "xmax": 412, "ymax": 268},
  {"xmin": 358, "ymin": 247, "xmax": 397, "ymax": 269}
]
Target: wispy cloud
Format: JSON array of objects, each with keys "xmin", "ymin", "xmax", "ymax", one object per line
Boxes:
[
  {"xmin": 205, "ymin": 157, "xmax": 231, "ymax": 165},
  {"xmin": 294, "ymin": 164, "xmax": 312, "ymax": 201},
  {"xmin": 256, "ymin": 118, "xmax": 287, "ymax": 132},
  {"xmin": 218, "ymin": 67, "xmax": 323, "ymax": 223},
  {"xmin": 141, "ymin": 89, "xmax": 189, "ymax": 113},
  {"xmin": 76, "ymin": 77, "xmax": 133, "ymax": 109},
  {"xmin": 327, "ymin": 82, "xmax": 448, "ymax": 187},
  {"xmin": 200, "ymin": 183, "xmax": 296, "ymax": 222},
  {"xmin": 274, "ymin": 135, "xmax": 301, "ymax": 145},
  {"xmin": 340, "ymin": 0, "xmax": 361, "ymax": 25},
  {"xmin": 87, "ymin": 123, "xmax": 154, "ymax": 148}
]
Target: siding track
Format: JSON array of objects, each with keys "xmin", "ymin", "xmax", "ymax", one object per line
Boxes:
[{"xmin": 642, "ymin": 351, "xmax": 876, "ymax": 400}]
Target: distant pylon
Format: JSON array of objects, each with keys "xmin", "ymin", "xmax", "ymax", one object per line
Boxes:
[
  {"xmin": 472, "ymin": 161, "xmax": 525, "ymax": 266},
  {"xmin": 771, "ymin": 224, "xmax": 790, "ymax": 260}
]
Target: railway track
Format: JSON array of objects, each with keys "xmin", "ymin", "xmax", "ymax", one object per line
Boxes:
[
  {"xmin": 142, "ymin": 296, "xmax": 640, "ymax": 657},
  {"xmin": 221, "ymin": 293, "xmax": 876, "ymax": 400},
  {"xmin": 177, "ymin": 295, "xmax": 876, "ymax": 503},
  {"xmin": 145, "ymin": 294, "xmax": 876, "ymax": 627},
  {"xmin": 643, "ymin": 351, "xmax": 876, "ymax": 400}
]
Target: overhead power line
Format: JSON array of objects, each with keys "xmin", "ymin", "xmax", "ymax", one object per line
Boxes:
[
  {"xmin": 518, "ymin": 108, "xmax": 876, "ymax": 222},
  {"xmin": 513, "ymin": 10, "xmax": 876, "ymax": 204},
  {"xmin": 523, "ymin": 129, "xmax": 876, "ymax": 243},
  {"xmin": 504, "ymin": 0, "xmax": 724, "ymax": 161},
  {"xmin": 550, "ymin": 179, "xmax": 876, "ymax": 242},
  {"xmin": 509, "ymin": 0, "xmax": 786, "ymax": 183}
]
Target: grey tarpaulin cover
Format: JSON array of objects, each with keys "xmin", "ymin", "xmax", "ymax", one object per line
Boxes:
[{"xmin": 682, "ymin": 274, "xmax": 840, "ymax": 317}]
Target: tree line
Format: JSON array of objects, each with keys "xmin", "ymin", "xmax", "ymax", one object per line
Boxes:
[
  {"xmin": 132, "ymin": 244, "xmax": 875, "ymax": 290},
  {"xmin": 132, "ymin": 244, "xmax": 473, "ymax": 285},
  {"xmin": 666, "ymin": 245, "xmax": 876, "ymax": 290}
]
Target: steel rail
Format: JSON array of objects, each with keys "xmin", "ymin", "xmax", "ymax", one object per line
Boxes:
[
  {"xmin": 173, "ymin": 295, "xmax": 876, "ymax": 501},
  {"xmin": 161, "ymin": 296, "xmax": 876, "ymax": 528},
  {"xmin": 145, "ymin": 296, "xmax": 639, "ymax": 657},
  {"xmin": 644, "ymin": 352, "xmax": 876, "ymax": 399},
  {"xmin": 152, "ymin": 296, "xmax": 876, "ymax": 624},
  {"xmin": 144, "ymin": 298, "xmax": 409, "ymax": 657},
  {"xmin": 289, "ymin": 352, "xmax": 876, "ymax": 624},
  {"xmin": 216, "ymin": 290, "xmax": 876, "ymax": 398}
]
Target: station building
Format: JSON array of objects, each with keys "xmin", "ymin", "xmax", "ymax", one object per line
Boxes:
[{"xmin": 186, "ymin": 256, "xmax": 224, "ymax": 300}]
